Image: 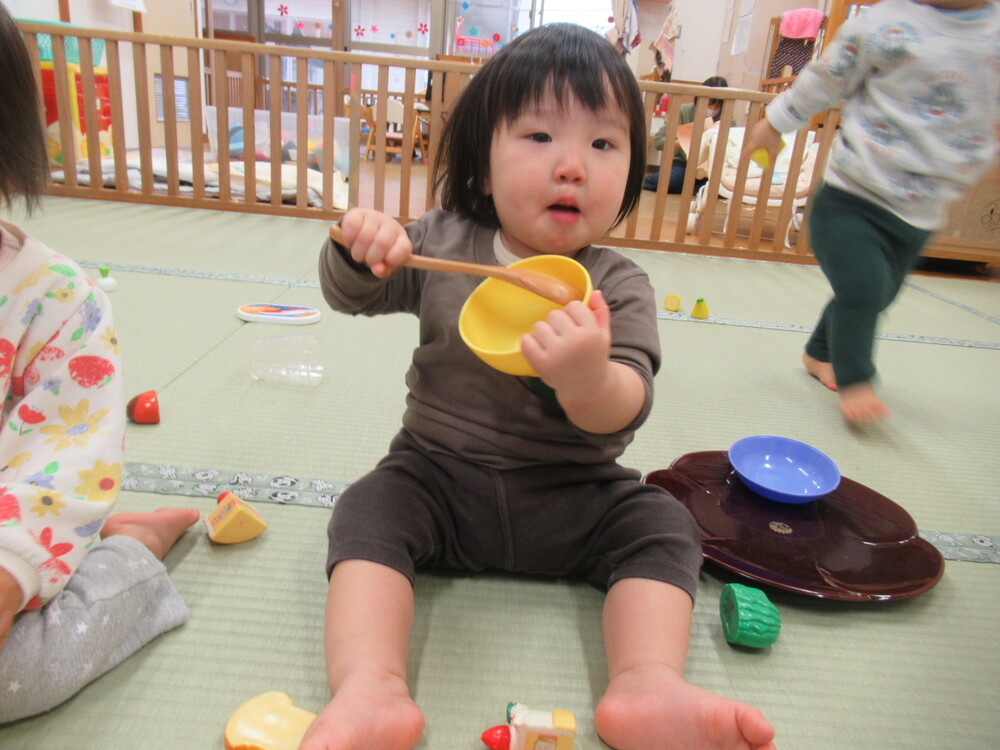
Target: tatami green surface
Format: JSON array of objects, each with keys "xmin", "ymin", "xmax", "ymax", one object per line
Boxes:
[{"xmin": 1, "ymin": 198, "xmax": 997, "ymax": 749}]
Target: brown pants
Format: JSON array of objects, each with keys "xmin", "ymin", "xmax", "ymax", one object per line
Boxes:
[{"xmin": 327, "ymin": 430, "xmax": 702, "ymax": 600}]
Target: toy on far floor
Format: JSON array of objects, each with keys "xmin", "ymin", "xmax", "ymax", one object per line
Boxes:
[
  {"xmin": 126, "ymin": 389, "xmax": 160, "ymax": 424},
  {"xmin": 690, "ymin": 296, "xmax": 709, "ymax": 319},
  {"xmin": 206, "ymin": 491, "xmax": 268, "ymax": 544},
  {"xmin": 237, "ymin": 304, "xmax": 322, "ymax": 325},
  {"xmin": 94, "ymin": 265, "xmax": 117, "ymax": 292},
  {"xmin": 662, "ymin": 294, "xmax": 681, "ymax": 312},
  {"xmin": 720, "ymin": 583, "xmax": 781, "ymax": 648},
  {"xmin": 224, "ymin": 691, "xmax": 316, "ymax": 750},
  {"xmin": 481, "ymin": 702, "xmax": 576, "ymax": 750}
]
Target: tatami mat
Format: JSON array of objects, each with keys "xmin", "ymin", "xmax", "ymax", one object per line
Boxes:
[{"xmin": 1, "ymin": 198, "xmax": 997, "ymax": 749}]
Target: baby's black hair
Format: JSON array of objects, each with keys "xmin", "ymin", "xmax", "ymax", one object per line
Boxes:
[
  {"xmin": 0, "ymin": 4, "xmax": 50, "ymax": 214},
  {"xmin": 433, "ymin": 23, "xmax": 646, "ymax": 230}
]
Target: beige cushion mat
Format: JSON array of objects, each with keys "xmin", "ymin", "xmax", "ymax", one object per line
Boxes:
[{"xmin": 0, "ymin": 198, "xmax": 997, "ymax": 748}]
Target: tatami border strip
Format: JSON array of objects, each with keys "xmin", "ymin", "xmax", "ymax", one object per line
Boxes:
[
  {"xmin": 121, "ymin": 462, "xmax": 998, "ymax": 564},
  {"xmin": 904, "ymin": 281, "xmax": 1000, "ymax": 326},
  {"xmin": 79, "ymin": 261, "xmax": 999, "ymax": 349},
  {"xmin": 656, "ymin": 312, "xmax": 1000, "ymax": 350}
]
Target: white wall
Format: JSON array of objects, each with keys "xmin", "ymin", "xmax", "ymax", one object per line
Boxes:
[
  {"xmin": 671, "ymin": 0, "xmax": 727, "ymax": 81},
  {"xmin": 5, "ymin": 0, "xmax": 134, "ymax": 28},
  {"xmin": 5, "ymin": 0, "xmax": 60, "ymax": 20},
  {"xmin": 634, "ymin": 0, "xmax": 726, "ymax": 83}
]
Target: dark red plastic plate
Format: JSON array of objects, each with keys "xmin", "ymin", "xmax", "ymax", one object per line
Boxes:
[{"xmin": 644, "ymin": 451, "xmax": 944, "ymax": 602}]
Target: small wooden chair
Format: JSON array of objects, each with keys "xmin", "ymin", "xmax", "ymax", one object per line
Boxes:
[{"xmin": 363, "ymin": 101, "xmax": 405, "ymax": 160}]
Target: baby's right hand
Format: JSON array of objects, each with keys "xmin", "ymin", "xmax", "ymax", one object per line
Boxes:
[{"xmin": 339, "ymin": 208, "xmax": 412, "ymax": 278}]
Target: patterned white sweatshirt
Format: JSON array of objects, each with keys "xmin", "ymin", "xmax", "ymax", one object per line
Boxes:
[
  {"xmin": 765, "ymin": 0, "xmax": 1000, "ymax": 229},
  {"xmin": 0, "ymin": 221, "xmax": 125, "ymax": 612}
]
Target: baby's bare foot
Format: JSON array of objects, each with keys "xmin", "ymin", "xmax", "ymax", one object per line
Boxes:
[
  {"xmin": 839, "ymin": 382, "xmax": 890, "ymax": 424},
  {"xmin": 299, "ymin": 671, "xmax": 424, "ymax": 750},
  {"xmin": 101, "ymin": 507, "xmax": 200, "ymax": 560},
  {"xmin": 595, "ymin": 665, "xmax": 775, "ymax": 750},
  {"xmin": 802, "ymin": 353, "xmax": 837, "ymax": 391}
]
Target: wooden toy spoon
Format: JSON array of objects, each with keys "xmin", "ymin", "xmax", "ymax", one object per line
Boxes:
[{"xmin": 329, "ymin": 224, "xmax": 582, "ymax": 306}]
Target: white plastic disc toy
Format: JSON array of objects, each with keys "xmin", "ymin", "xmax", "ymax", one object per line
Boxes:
[{"xmin": 237, "ymin": 304, "xmax": 322, "ymax": 325}]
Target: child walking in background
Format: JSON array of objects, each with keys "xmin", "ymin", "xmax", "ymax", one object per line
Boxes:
[
  {"xmin": 304, "ymin": 24, "xmax": 775, "ymax": 750},
  {"xmin": 745, "ymin": 0, "xmax": 1000, "ymax": 424},
  {"xmin": 0, "ymin": 3, "xmax": 199, "ymax": 722}
]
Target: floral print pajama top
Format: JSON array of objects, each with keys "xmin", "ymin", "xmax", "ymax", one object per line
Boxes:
[{"xmin": 0, "ymin": 220, "xmax": 125, "ymax": 613}]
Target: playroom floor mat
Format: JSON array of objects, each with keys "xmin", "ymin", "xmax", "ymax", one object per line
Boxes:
[{"xmin": 1, "ymin": 198, "xmax": 997, "ymax": 749}]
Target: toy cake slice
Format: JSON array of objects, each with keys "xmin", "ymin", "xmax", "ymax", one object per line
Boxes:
[{"xmin": 205, "ymin": 492, "xmax": 267, "ymax": 544}]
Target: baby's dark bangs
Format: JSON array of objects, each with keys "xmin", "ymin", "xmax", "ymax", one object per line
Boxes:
[{"xmin": 485, "ymin": 24, "xmax": 634, "ymax": 124}]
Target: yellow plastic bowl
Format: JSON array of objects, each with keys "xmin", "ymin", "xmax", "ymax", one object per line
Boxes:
[{"xmin": 459, "ymin": 255, "xmax": 592, "ymax": 376}]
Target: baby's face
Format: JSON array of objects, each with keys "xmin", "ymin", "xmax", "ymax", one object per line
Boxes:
[{"xmin": 485, "ymin": 90, "xmax": 631, "ymax": 258}]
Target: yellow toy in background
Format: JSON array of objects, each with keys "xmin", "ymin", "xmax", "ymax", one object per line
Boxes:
[
  {"xmin": 662, "ymin": 294, "xmax": 681, "ymax": 312},
  {"xmin": 750, "ymin": 138, "xmax": 786, "ymax": 170},
  {"xmin": 205, "ymin": 491, "xmax": 267, "ymax": 544},
  {"xmin": 224, "ymin": 691, "xmax": 315, "ymax": 750},
  {"xmin": 481, "ymin": 702, "xmax": 576, "ymax": 750},
  {"xmin": 691, "ymin": 297, "xmax": 710, "ymax": 319}
]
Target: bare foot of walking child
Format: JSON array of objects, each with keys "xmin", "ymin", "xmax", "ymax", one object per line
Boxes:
[
  {"xmin": 838, "ymin": 382, "xmax": 891, "ymax": 425},
  {"xmin": 802, "ymin": 353, "xmax": 837, "ymax": 391}
]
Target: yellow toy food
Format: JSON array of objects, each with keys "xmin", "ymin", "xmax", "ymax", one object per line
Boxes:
[
  {"xmin": 205, "ymin": 492, "xmax": 267, "ymax": 544},
  {"xmin": 662, "ymin": 294, "xmax": 681, "ymax": 312},
  {"xmin": 750, "ymin": 138, "xmax": 786, "ymax": 169},
  {"xmin": 691, "ymin": 297, "xmax": 710, "ymax": 319},
  {"xmin": 224, "ymin": 691, "xmax": 316, "ymax": 750}
]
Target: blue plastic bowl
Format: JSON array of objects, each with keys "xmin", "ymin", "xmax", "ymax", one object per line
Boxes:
[{"xmin": 728, "ymin": 436, "xmax": 841, "ymax": 504}]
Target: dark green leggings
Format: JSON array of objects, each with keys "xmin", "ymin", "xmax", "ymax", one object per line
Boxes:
[{"xmin": 807, "ymin": 184, "xmax": 932, "ymax": 388}]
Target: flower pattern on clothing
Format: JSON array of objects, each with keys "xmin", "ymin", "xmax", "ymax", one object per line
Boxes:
[{"xmin": 0, "ymin": 222, "xmax": 125, "ymax": 611}]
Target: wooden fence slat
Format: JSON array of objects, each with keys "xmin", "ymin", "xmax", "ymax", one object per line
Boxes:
[
  {"xmin": 77, "ymin": 38, "xmax": 104, "ymax": 192},
  {"xmin": 213, "ymin": 48, "xmax": 231, "ymax": 201},
  {"xmin": 240, "ymin": 52, "xmax": 256, "ymax": 207},
  {"xmin": 105, "ymin": 41, "xmax": 129, "ymax": 194},
  {"xmin": 348, "ymin": 61, "xmax": 362, "ymax": 209},
  {"xmin": 672, "ymin": 96, "xmax": 711, "ymax": 244},
  {"xmin": 296, "ymin": 56, "xmax": 309, "ymax": 209},
  {"xmin": 321, "ymin": 59, "xmax": 335, "ymax": 211},
  {"xmin": 649, "ymin": 93, "xmax": 683, "ymax": 242},
  {"xmin": 132, "ymin": 41, "xmax": 154, "ymax": 193},
  {"xmin": 186, "ymin": 46, "xmax": 206, "ymax": 199},
  {"xmin": 373, "ymin": 65, "xmax": 389, "ymax": 214},
  {"xmin": 50, "ymin": 35, "xmax": 77, "ymax": 188},
  {"xmin": 269, "ymin": 54, "xmax": 283, "ymax": 207},
  {"xmin": 159, "ymin": 45, "xmax": 180, "ymax": 196},
  {"xmin": 399, "ymin": 68, "xmax": 416, "ymax": 220}
]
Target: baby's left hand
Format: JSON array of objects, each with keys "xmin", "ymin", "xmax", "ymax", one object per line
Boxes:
[{"xmin": 521, "ymin": 290, "xmax": 611, "ymax": 396}]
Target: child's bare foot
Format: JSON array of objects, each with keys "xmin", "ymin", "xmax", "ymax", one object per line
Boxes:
[
  {"xmin": 802, "ymin": 353, "xmax": 837, "ymax": 391},
  {"xmin": 299, "ymin": 671, "xmax": 424, "ymax": 750},
  {"xmin": 101, "ymin": 507, "xmax": 200, "ymax": 561},
  {"xmin": 838, "ymin": 382, "xmax": 890, "ymax": 424},
  {"xmin": 595, "ymin": 664, "xmax": 775, "ymax": 750}
]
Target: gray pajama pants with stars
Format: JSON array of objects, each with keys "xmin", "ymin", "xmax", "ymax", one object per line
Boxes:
[{"xmin": 0, "ymin": 535, "xmax": 188, "ymax": 723}]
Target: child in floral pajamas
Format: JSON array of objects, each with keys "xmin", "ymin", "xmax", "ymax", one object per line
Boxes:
[{"xmin": 0, "ymin": 2, "xmax": 199, "ymax": 722}]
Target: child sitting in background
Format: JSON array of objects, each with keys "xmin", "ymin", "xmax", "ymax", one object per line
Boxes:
[
  {"xmin": 303, "ymin": 23, "xmax": 775, "ymax": 750},
  {"xmin": 644, "ymin": 76, "xmax": 729, "ymax": 194},
  {"xmin": 0, "ymin": 2, "xmax": 199, "ymax": 723},
  {"xmin": 744, "ymin": 0, "xmax": 999, "ymax": 424}
]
